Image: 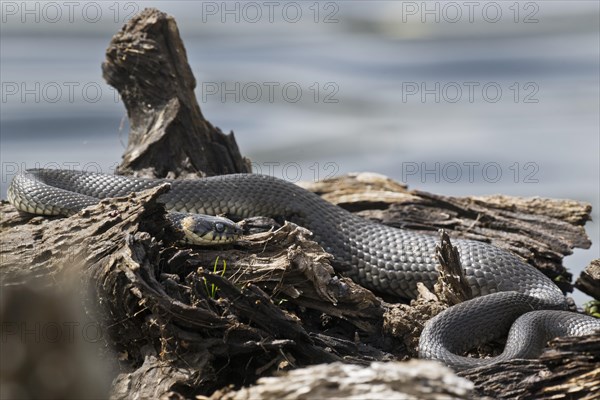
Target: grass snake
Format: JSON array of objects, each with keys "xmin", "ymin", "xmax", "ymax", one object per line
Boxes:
[{"xmin": 8, "ymin": 169, "xmax": 600, "ymax": 370}]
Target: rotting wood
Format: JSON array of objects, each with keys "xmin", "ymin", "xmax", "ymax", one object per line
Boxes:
[
  {"xmin": 102, "ymin": 8, "xmax": 251, "ymax": 178},
  {"xmin": 434, "ymin": 229, "xmax": 473, "ymax": 305},
  {"xmin": 459, "ymin": 333, "xmax": 600, "ymax": 400},
  {"xmin": 1, "ymin": 169, "xmax": 595, "ymax": 398},
  {"xmin": 209, "ymin": 360, "xmax": 477, "ymax": 400},
  {"xmin": 576, "ymin": 259, "xmax": 600, "ymax": 301}
]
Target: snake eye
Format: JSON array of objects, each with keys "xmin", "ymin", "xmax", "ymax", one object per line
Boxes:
[{"xmin": 214, "ymin": 222, "xmax": 225, "ymax": 233}]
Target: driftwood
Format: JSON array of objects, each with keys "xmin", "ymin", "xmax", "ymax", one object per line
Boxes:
[
  {"xmin": 460, "ymin": 333, "xmax": 600, "ymax": 400},
  {"xmin": 209, "ymin": 360, "xmax": 476, "ymax": 400},
  {"xmin": 102, "ymin": 9, "xmax": 251, "ymax": 178},
  {"xmin": 1, "ymin": 7, "xmax": 598, "ymax": 400},
  {"xmin": 576, "ymin": 259, "xmax": 600, "ymax": 301}
]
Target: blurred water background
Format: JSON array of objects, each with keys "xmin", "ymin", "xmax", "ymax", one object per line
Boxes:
[{"xmin": 1, "ymin": 1, "xmax": 598, "ymax": 303}]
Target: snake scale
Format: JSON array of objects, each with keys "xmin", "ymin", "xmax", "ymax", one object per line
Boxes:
[{"xmin": 8, "ymin": 169, "xmax": 600, "ymax": 370}]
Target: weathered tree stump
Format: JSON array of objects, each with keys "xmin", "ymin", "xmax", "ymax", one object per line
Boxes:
[
  {"xmin": 102, "ymin": 8, "xmax": 251, "ymax": 178},
  {"xmin": 1, "ymin": 7, "xmax": 598, "ymax": 400}
]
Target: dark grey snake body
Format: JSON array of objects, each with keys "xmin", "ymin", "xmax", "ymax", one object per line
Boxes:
[{"xmin": 8, "ymin": 169, "xmax": 600, "ymax": 370}]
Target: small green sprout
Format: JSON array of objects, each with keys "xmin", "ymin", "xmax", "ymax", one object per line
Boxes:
[{"xmin": 204, "ymin": 256, "xmax": 227, "ymax": 298}]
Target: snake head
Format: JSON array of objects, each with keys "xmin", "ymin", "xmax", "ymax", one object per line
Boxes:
[{"xmin": 179, "ymin": 214, "xmax": 243, "ymax": 245}]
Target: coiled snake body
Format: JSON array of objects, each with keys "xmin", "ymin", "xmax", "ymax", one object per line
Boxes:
[{"xmin": 8, "ymin": 169, "xmax": 600, "ymax": 370}]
